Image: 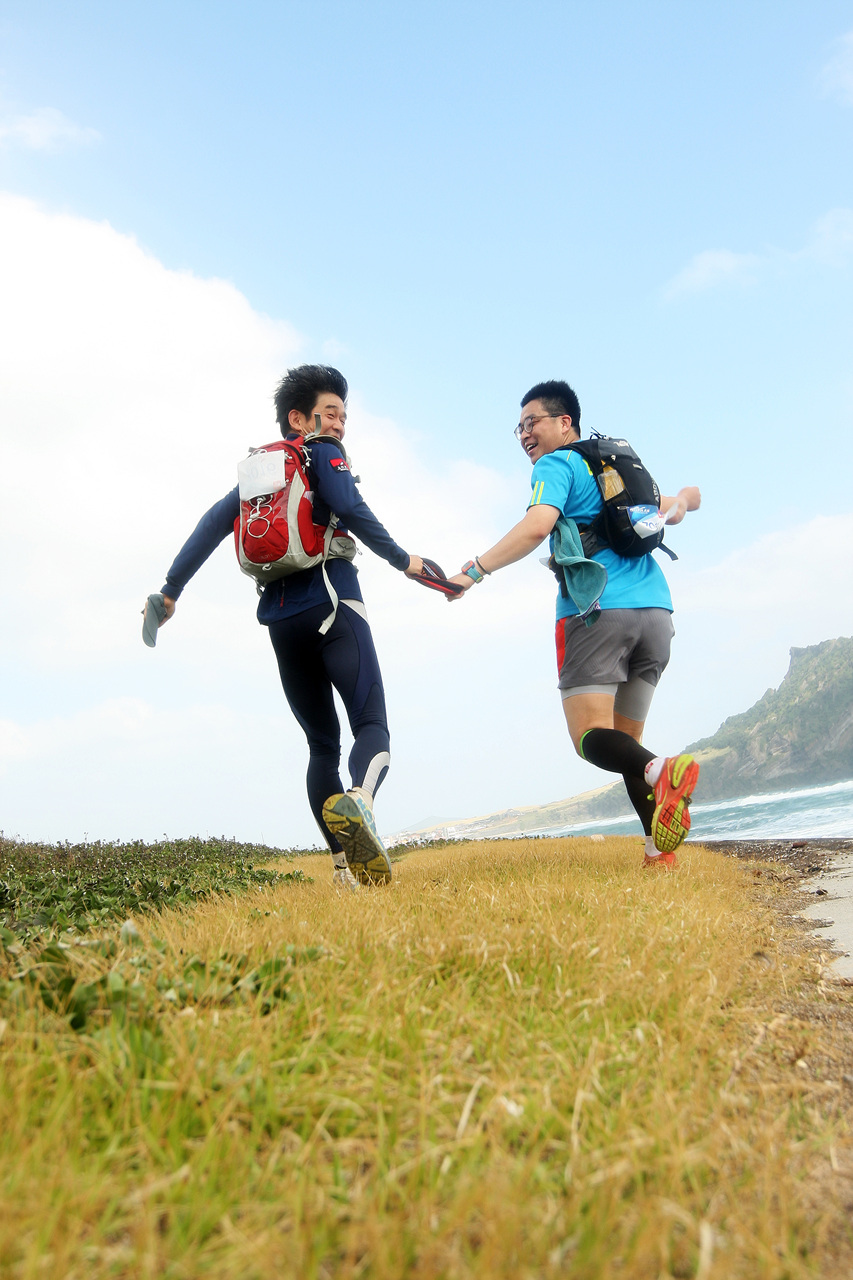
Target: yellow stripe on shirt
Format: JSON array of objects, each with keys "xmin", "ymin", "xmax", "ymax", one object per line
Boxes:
[{"xmin": 529, "ymin": 479, "xmax": 545, "ymax": 506}]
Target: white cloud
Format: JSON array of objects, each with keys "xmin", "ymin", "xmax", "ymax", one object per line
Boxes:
[
  {"xmin": 0, "ymin": 191, "xmax": 551, "ymax": 846},
  {"xmin": 0, "ymin": 106, "xmax": 100, "ymax": 150},
  {"xmin": 320, "ymin": 337, "xmax": 350, "ymax": 362},
  {"xmin": 0, "ymin": 191, "xmax": 302, "ymax": 665},
  {"xmin": 654, "ymin": 515, "xmax": 853, "ymax": 747},
  {"xmin": 801, "ymin": 208, "xmax": 853, "ymax": 265},
  {"xmin": 677, "ymin": 513, "xmax": 853, "ymax": 620},
  {"xmin": 663, "ymin": 249, "xmax": 760, "ymax": 300},
  {"xmin": 663, "ymin": 209, "xmax": 853, "ymax": 298},
  {"xmin": 819, "ymin": 30, "xmax": 853, "ymax": 106},
  {"xmin": 0, "ymin": 698, "xmax": 188, "ymax": 767},
  {"xmin": 0, "ymin": 699, "xmax": 312, "ymax": 847},
  {"xmin": 0, "ymin": 191, "xmax": 522, "ymax": 676}
]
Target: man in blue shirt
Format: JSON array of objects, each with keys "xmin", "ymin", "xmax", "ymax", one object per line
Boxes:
[
  {"xmin": 146, "ymin": 365, "xmax": 425, "ymax": 888},
  {"xmin": 449, "ymin": 380, "xmax": 701, "ymax": 868}
]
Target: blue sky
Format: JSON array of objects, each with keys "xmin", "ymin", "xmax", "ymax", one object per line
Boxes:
[
  {"xmin": 4, "ymin": 0, "xmax": 851, "ymax": 487},
  {"xmin": 1, "ymin": 2, "xmax": 852, "ymax": 848}
]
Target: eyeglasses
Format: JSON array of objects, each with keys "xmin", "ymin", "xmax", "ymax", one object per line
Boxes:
[{"xmin": 514, "ymin": 414, "xmax": 553, "ymax": 440}]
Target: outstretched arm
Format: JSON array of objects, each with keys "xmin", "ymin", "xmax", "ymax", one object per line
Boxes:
[
  {"xmin": 144, "ymin": 487, "xmax": 238, "ymax": 635},
  {"xmin": 446, "ymin": 504, "xmax": 560, "ymax": 599},
  {"xmin": 659, "ymin": 486, "xmax": 701, "ymax": 526}
]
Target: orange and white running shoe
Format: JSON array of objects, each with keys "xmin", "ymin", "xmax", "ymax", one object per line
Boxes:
[
  {"xmin": 642, "ymin": 851, "xmax": 678, "ymax": 870},
  {"xmin": 651, "ymin": 754, "xmax": 699, "ymax": 854}
]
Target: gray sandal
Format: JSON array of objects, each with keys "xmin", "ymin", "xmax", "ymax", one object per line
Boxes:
[{"xmin": 142, "ymin": 593, "xmax": 167, "ymax": 648}]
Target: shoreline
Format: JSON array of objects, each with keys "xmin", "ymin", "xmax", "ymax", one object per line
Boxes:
[
  {"xmin": 688, "ymin": 835, "xmax": 853, "ymax": 877},
  {"xmin": 694, "ymin": 835, "xmax": 853, "ymax": 986}
]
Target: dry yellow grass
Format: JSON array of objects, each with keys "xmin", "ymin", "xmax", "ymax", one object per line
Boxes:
[{"xmin": 1, "ymin": 835, "xmax": 852, "ymax": 1279}]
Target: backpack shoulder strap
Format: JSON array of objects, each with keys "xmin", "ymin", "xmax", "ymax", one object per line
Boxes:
[
  {"xmin": 560, "ymin": 435, "xmax": 607, "ymax": 465},
  {"xmin": 300, "ymin": 432, "xmax": 358, "ymax": 483},
  {"xmin": 301, "ymin": 431, "xmax": 349, "ymax": 461},
  {"xmin": 564, "ymin": 438, "xmax": 604, "ymax": 474}
]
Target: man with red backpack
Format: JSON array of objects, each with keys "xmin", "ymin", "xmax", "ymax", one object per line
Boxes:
[{"xmin": 146, "ymin": 364, "xmax": 425, "ymax": 888}]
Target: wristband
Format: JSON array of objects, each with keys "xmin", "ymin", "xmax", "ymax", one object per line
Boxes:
[
  {"xmin": 474, "ymin": 556, "xmax": 490, "ymax": 576},
  {"xmin": 462, "ymin": 559, "xmax": 485, "ymax": 584}
]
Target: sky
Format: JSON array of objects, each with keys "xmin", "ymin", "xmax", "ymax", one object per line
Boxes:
[{"xmin": 1, "ymin": 1, "xmax": 852, "ymax": 850}]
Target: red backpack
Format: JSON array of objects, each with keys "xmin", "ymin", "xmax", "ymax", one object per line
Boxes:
[{"xmin": 233, "ymin": 434, "xmax": 356, "ymax": 632}]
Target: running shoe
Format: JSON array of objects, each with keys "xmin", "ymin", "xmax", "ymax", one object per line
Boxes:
[
  {"xmin": 651, "ymin": 754, "xmax": 700, "ymax": 854},
  {"xmin": 642, "ymin": 851, "xmax": 678, "ymax": 871},
  {"xmin": 322, "ymin": 791, "xmax": 392, "ymax": 885},
  {"xmin": 332, "ymin": 865, "xmax": 360, "ymax": 891}
]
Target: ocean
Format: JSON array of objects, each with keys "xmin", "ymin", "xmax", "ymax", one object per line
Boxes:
[{"xmin": 530, "ymin": 778, "xmax": 853, "ymax": 841}]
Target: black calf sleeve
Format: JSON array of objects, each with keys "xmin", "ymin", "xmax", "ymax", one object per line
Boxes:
[
  {"xmin": 622, "ymin": 771, "xmax": 656, "ymax": 836},
  {"xmin": 579, "ymin": 727, "xmax": 655, "ymax": 781}
]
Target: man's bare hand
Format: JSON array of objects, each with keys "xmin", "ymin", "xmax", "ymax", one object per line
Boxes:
[
  {"xmin": 143, "ymin": 595, "xmax": 176, "ymax": 626},
  {"xmin": 661, "ymin": 486, "xmax": 701, "ymax": 526},
  {"xmin": 404, "ymin": 555, "xmax": 425, "ymax": 577},
  {"xmin": 445, "ymin": 573, "xmax": 473, "ymax": 602}
]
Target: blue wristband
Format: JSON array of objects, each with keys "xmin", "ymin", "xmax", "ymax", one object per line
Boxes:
[{"xmin": 462, "ymin": 559, "xmax": 484, "ymax": 584}]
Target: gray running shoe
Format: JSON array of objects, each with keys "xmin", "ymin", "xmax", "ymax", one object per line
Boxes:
[
  {"xmin": 322, "ymin": 791, "xmax": 392, "ymax": 885},
  {"xmin": 332, "ymin": 865, "xmax": 360, "ymax": 891}
]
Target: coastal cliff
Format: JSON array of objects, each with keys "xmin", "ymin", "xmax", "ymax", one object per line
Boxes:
[
  {"xmin": 685, "ymin": 636, "xmax": 853, "ymax": 800},
  {"xmin": 396, "ymin": 636, "xmax": 853, "ymax": 841}
]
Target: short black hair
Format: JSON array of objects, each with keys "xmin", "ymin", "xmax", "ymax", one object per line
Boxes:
[
  {"xmin": 273, "ymin": 365, "xmax": 348, "ymax": 433},
  {"xmin": 521, "ymin": 380, "xmax": 581, "ymax": 435}
]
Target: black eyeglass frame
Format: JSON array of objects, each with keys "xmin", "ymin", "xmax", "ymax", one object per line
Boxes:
[{"xmin": 514, "ymin": 413, "xmax": 555, "ymax": 441}]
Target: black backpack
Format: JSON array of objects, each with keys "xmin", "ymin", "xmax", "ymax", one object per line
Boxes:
[{"xmin": 565, "ymin": 432, "xmax": 677, "ymax": 561}]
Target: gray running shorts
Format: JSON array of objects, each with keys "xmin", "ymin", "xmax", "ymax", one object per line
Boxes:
[{"xmin": 556, "ymin": 608, "xmax": 675, "ymax": 720}]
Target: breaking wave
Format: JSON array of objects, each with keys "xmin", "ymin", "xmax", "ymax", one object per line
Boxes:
[{"xmin": 528, "ymin": 778, "xmax": 853, "ymax": 841}]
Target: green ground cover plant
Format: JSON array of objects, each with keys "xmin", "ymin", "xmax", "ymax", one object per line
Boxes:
[
  {"xmin": 1, "ymin": 836, "xmax": 852, "ymax": 1279},
  {"xmin": 0, "ymin": 835, "xmax": 311, "ymax": 943}
]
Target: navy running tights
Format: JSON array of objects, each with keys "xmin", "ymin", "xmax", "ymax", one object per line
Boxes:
[{"xmin": 268, "ymin": 601, "xmax": 390, "ymax": 852}]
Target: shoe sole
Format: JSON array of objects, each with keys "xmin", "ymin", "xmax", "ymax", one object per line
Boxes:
[
  {"xmin": 322, "ymin": 794, "xmax": 392, "ymax": 885},
  {"xmin": 651, "ymin": 755, "xmax": 699, "ymax": 854}
]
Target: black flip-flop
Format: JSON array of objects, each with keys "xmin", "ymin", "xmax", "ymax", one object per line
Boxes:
[{"xmin": 412, "ymin": 558, "xmax": 464, "ymax": 596}]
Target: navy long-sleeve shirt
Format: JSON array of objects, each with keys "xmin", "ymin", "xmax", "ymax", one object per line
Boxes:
[{"xmin": 161, "ymin": 435, "xmax": 409, "ymax": 624}]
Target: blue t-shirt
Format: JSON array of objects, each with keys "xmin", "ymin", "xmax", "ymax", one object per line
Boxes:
[{"xmin": 528, "ymin": 448, "xmax": 673, "ymax": 621}]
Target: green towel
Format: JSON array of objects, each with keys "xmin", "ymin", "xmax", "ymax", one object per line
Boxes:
[{"xmin": 550, "ymin": 517, "xmax": 607, "ymax": 627}]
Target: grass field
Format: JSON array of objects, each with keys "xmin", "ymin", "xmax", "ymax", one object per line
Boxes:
[{"xmin": 1, "ymin": 834, "xmax": 852, "ymax": 1279}]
